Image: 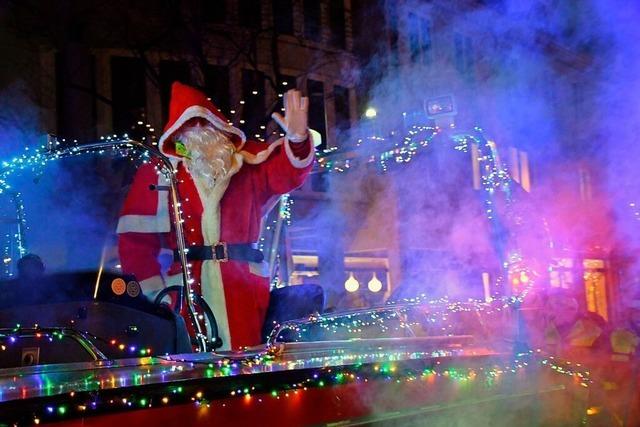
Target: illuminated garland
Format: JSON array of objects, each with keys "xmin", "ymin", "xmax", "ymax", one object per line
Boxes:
[
  {"xmin": 0, "ymin": 132, "xmax": 541, "ymax": 355},
  {"xmin": 0, "ymin": 137, "xmax": 299, "ymax": 349},
  {"xmin": 275, "ymin": 303, "xmax": 489, "ymax": 340},
  {"xmin": 317, "ymin": 125, "xmax": 480, "ymax": 173},
  {"xmin": 0, "ymin": 139, "xmax": 155, "ymax": 278},
  {"xmin": 1, "ymin": 350, "xmax": 590, "ymax": 425},
  {"xmin": 0, "ymin": 325, "xmax": 155, "ymax": 358},
  {"xmin": 317, "ymin": 125, "xmax": 536, "ymax": 303}
]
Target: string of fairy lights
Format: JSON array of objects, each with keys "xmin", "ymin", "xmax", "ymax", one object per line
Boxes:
[
  {"xmin": 0, "ymin": 75, "xmax": 628, "ymax": 422},
  {"xmin": 271, "ymin": 300, "xmax": 513, "ymax": 343},
  {"xmin": 0, "ymin": 123, "xmax": 532, "ymax": 353},
  {"xmin": 125, "ymin": 81, "xmax": 292, "ymax": 146},
  {"xmin": 0, "ymin": 338, "xmax": 592, "ymax": 425},
  {"xmin": 315, "ymin": 123, "xmax": 535, "ymax": 304}
]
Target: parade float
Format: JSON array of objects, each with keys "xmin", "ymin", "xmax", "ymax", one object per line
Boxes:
[{"xmin": 0, "ymin": 135, "xmax": 590, "ymax": 426}]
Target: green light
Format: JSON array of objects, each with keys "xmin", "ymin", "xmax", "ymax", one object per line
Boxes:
[
  {"xmin": 318, "ymin": 381, "xmax": 324, "ymax": 387},
  {"xmin": 243, "ymin": 388, "xmax": 249, "ymax": 394},
  {"xmin": 271, "ymin": 391, "xmax": 277, "ymax": 397},
  {"xmin": 140, "ymin": 399, "xmax": 147, "ymax": 406},
  {"xmin": 57, "ymin": 406, "xmax": 66, "ymax": 415}
]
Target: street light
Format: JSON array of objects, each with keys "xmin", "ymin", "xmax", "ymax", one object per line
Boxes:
[{"xmin": 364, "ymin": 107, "xmax": 377, "ymax": 119}]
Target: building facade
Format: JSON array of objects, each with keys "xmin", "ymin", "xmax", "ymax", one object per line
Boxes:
[
  {"xmin": 0, "ymin": 1, "xmax": 626, "ymax": 320},
  {"xmin": 3, "ymin": 0, "xmax": 358, "ymax": 151},
  {"xmin": 315, "ymin": 0, "xmax": 622, "ymax": 318}
]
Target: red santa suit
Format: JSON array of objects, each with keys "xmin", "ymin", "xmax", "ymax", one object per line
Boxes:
[{"xmin": 117, "ymin": 82, "xmax": 314, "ymax": 351}]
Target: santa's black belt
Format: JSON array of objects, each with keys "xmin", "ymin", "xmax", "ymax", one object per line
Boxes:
[{"xmin": 174, "ymin": 243, "xmax": 264, "ymax": 263}]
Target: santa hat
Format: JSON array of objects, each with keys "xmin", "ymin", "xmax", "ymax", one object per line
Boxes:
[{"xmin": 159, "ymin": 82, "xmax": 246, "ymax": 158}]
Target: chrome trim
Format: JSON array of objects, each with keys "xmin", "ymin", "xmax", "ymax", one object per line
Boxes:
[
  {"xmin": 37, "ymin": 138, "xmax": 208, "ymax": 352},
  {"xmin": 0, "ymin": 327, "xmax": 108, "ymax": 361}
]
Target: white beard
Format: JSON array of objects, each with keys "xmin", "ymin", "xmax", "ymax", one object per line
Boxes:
[{"xmin": 176, "ymin": 125, "xmax": 235, "ymax": 191}]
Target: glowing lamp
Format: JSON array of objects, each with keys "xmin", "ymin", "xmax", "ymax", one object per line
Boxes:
[
  {"xmin": 365, "ymin": 107, "xmax": 377, "ymax": 118},
  {"xmin": 345, "ymin": 272, "xmax": 360, "ymax": 292},
  {"xmin": 367, "ymin": 272, "xmax": 383, "ymax": 293},
  {"xmin": 586, "ymin": 406, "xmax": 600, "ymax": 416}
]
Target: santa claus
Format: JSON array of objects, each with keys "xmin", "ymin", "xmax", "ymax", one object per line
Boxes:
[{"xmin": 117, "ymin": 82, "xmax": 314, "ymax": 351}]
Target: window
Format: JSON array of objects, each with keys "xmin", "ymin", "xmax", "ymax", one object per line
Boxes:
[
  {"xmin": 572, "ymin": 82, "xmax": 584, "ymax": 119},
  {"xmin": 471, "ymin": 143, "xmax": 481, "ymax": 190},
  {"xmin": 334, "ymin": 85, "xmax": 351, "ymax": 133},
  {"xmin": 308, "ymin": 79, "xmax": 328, "ymax": 192},
  {"xmin": 303, "ymin": 0, "xmax": 322, "ymax": 42},
  {"xmin": 56, "ymin": 52, "xmax": 97, "ymax": 140},
  {"xmin": 202, "ymin": 0, "xmax": 226, "ymax": 24},
  {"xmin": 508, "ymin": 147, "xmax": 531, "ymax": 192},
  {"xmin": 111, "ymin": 56, "xmax": 146, "ymax": 137},
  {"xmin": 276, "ymin": 75, "xmax": 298, "ymax": 111},
  {"xmin": 241, "ymin": 69, "xmax": 266, "ymax": 137},
  {"xmin": 311, "ymin": 171, "xmax": 329, "ymax": 193},
  {"xmin": 204, "ymin": 64, "xmax": 230, "ymax": 116},
  {"xmin": 277, "ymin": 74, "xmax": 297, "ymax": 92},
  {"xmin": 159, "ymin": 60, "xmax": 191, "ymax": 123},
  {"xmin": 583, "ymin": 259, "xmax": 608, "ymax": 320},
  {"xmin": 328, "ymin": 0, "xmax": 346, "ymax": 48},
  {"xmin": 454, "ymin": 33, "xmax": 473, "ymax": 75},
  {"xmin": 307, "ymin": 79, "xmax": 326, "ymax": 150},
  {"xmin": 408, "ymin": 13, "xmax": 431, "ymax": 64},
  {"xmin": 239, "ymin": 0, "xmax": 261, "ymax": 28},
  {"xmin": 273, "ymin": 0, "xmax": 294, "ymax": 35},
  {"xmin": 267, "ymin": 75, "xmax": 297, "ymax": 140},
  {"xmin": 578, "ymin": 167, "xmax": 592, "ymax": 201},
  {"xmin": 550, "ymin": 258, "xmax": 574, "ymax": 289},
  {"xmin": 386, "ymin": 2, "xmax": 399, "ymax": 65}
]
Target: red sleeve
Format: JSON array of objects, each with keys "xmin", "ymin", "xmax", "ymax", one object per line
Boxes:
[{"xmin": 260, "ymin": 138, "xmax": 314, "ymax": 196}]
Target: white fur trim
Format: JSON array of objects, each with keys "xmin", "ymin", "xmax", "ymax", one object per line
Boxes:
[
  {"xmin": 283, "ymin": 137, "xmax": 315, "ymax": 168},
  {"xmin": 116, "ymin": 214, "xmax": 170, "ymax": 233},
  {"xmin": 156, "ymin": 175, "xmax": 170, "ymax": 226},
  {"xmin": 159, "ymin": 105, "xmax": 246, "ymax": 157},
  {"xmin": 140, "ymin": 275, "xmax": 166, "ymax": 295},
  {"xmin": 193, "ymin": 168, "xmax": 232, "ymax": 349},
  {"xmin": 286, "ymin": 131, "xmax": 308, "ymax": 143},
  {"xmin": 238, "ymin": 137, "xmax": 314, "ymax": 167},
  {"xmin": 187, "ymin": 159, "xmax": 243, "ymax": 351},
  {"xmin": 164, "ymin": 273, "xmax": 184, "ymax": 287},
  {"xmin": 117, "ymin": 174, "xmax": 170, "ymax": 233},
  {"xmin": 201, "ymin": 259, "xmax": 231, "ymax": 350}
]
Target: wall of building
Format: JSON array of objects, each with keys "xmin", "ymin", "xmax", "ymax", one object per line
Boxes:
[{"xmin": 3, "ymin": 0, "xmax": 358, "ymax": 151}]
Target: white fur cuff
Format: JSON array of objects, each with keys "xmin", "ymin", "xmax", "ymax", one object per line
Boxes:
[{"xmin": 286, "ymin": 130, "xmax": 309, "ymax": 143}]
